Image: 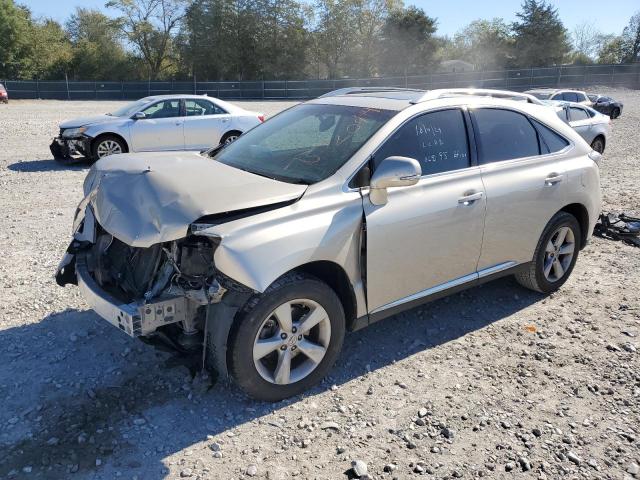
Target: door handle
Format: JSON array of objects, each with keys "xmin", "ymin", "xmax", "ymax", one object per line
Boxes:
[
  {"xmin": 458, "ymin": 191, "xmax": 484, "ymax": 206},
  {"xmin": 545, "ymin": 173, "xmax": 563, "ymax": 186},
  {"xmin": 175, "ymin": 121, "xmax": 183, "ymax": 126}
]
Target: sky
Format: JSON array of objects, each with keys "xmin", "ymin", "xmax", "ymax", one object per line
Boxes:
[{"xmin": 22, "ymin": 0, "xmax": 638, "ymax": 37}]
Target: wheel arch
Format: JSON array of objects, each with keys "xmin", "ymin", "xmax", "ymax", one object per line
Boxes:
[
  {"xmin": 559, "ymin": 203, "xmax": 589, "ymax": 250},
  {"xmin": 291, "ymin": 261, "xmax": 358, "ymax": 330},
  {"xmin": 91, "ymin": 132, "xmax": 129, "ymax": 156},
  {"xmin": 221, "ymin": 129, "xmax": 243, "ymax": 143}
]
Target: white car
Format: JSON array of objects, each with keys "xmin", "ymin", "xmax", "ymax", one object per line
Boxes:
[
  {"xmin": 525, "ymin": 88, "xmax": 591, "ymax": 106},
  {"xmin": 543, "ymin": 100, "xmax": 611, "ymax": 153},
  {"xmin": 50, "ymin": 95, "xmax": 265, "ymax": 162}
]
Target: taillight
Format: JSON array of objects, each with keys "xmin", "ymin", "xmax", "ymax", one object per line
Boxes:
[{"xmin": 258, "ymin": 114, "xmax": 265, "ymax": 122}]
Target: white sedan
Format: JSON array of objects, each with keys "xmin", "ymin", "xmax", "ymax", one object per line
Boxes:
[{"xmin": 50, "ymin": 95, "xmax": 265, "ymax": 162}]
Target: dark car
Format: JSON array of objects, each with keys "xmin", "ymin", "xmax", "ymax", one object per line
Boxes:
[
  {"xmin": 0, "ymin": 83, "xmax": 8, "ymax": 103},
  {"xmin": 588, "ymin": 94, "xmax": 623, "ymax": 119}
]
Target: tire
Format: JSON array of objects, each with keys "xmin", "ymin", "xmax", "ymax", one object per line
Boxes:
[
  {"xmin": 515, "ymin": 212, "xmax": 581, "ymax": 294},
  {"xmin": 91, "ymin": 135, "xmax": 127, "ymax": 161},
  {"xmin": 610, "ymin": 108, "xmax": 620, "ymax": 119},
  {"xmin": 220, "ymin": 131, "xmax": 242, "ymax": 145},
  {"xmin": 590, "ymin": 136, "xmax": 605, "ymax": 154},
  {"xmin": 228, "ymin": 272, "xmax": 345, "ymax": 401}
]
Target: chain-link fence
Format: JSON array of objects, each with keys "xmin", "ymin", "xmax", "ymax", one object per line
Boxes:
[{"xmin": 3, "ymin": 64, "xmax": 639, "ymax": 100}]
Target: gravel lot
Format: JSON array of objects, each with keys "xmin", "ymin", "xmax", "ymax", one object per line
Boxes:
[{"xmin": 0, "ymin": 91, "xmax": 639, "ymax": 480}]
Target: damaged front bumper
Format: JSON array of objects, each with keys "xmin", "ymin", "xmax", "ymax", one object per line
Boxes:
[
  {"xmin": 56, "ymin": 205, "xmax": 228, "ymax": 339},
  {"xmin": 50, "ymin": 134, "xmax": 92, "ymax": 161},
  {"xmin": 75, "ymin": 252, "xmax": 193, "ymax": 337}
]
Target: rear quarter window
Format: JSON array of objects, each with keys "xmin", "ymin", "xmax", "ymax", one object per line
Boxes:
[
  {"xmin": 530, "ymin": 119, "xmax": 570, "ymax": 154},
  {"xmin": 569, "ymin": 107, "xmax": 590, "ymax": 122}
]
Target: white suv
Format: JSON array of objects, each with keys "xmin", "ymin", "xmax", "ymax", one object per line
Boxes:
[{"xmin": 57, "ymin": 87, "xmax": 602, "ymax": 400}]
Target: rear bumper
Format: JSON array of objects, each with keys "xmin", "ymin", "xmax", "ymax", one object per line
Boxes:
[{"xmin": 75, "ymin": 252, "xmax": 191, "ymax": 337}]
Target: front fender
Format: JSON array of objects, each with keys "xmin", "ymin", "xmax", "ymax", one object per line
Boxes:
[{"xmin": 195, "ymin": 189, "xmax": 367, "ymax": 317}]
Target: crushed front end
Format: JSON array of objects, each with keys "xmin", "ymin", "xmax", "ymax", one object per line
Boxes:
[
  {"xmin": 50, "ymin": 128, "xmax": 92, "ymax": 161},
  {"xmin": 56, "ymin": 206, "xmax": 236, "ymax": 353}
]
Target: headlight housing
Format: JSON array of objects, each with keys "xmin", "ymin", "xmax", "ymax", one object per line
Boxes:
[{"xmin": 62, "ymin": 127, "xmax": 87, "ymax": 138}]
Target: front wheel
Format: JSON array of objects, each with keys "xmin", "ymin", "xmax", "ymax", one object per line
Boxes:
[
  {"xmin": 92, "ymin": 135, "xmax": 126, "ymax": 161},
  {"xmin": 610, "ymin": 108, "xmax": 620, "ymax": 119},
  {"xmin": 228, "ymin": 273, "xmax": 345, "ymax": 401},
  {"xmin": 515, "ymin": 212, "xmax": 581, "ymax": 294},
  {"xmin": 220, "ymin": 131, "xmax": 242, "ymax": 145}
]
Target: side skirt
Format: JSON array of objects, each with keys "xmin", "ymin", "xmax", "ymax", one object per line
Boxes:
[{"xmin": 350, "ymin": 262, "xmax": 530, "ymax": 330}]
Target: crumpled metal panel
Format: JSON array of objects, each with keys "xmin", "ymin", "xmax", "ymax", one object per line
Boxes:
[{"xmin": 82, "ymin": 151, "xmax": 307, "ymax": 248}]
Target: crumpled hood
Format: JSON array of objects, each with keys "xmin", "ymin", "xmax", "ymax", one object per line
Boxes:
[
  {"xmin": 60, "ymin": 115, "xmax": 117, "ymax": 129},
  {"xmin": 83, "ymin": 151, "xmax": 307, "ymax": 247}
]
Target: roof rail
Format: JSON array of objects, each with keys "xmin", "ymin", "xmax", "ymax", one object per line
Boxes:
[
  {"xmin": 413, "ymin": 88, "xmax": 543, "ymax": 105},
  {"xmin": 318, "ymin": 86, "xmax": 426, "ymax": 98}
]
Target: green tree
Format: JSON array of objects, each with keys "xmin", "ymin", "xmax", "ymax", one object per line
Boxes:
[
  {"xmin": 66, "ymin": 8, "xmax": 132, "ymax": 79},
  {"xmin": 597, "ymin": 35, "xmax": 627, "ymax": 64},
  {"xmin": 620, "ymin": 11, "xmax": 640, "ymax": 63},
  {"xmin": 107, "ymin": 0, "xmax": 188, "ymax": 79},
  {"xmin": 345, "ymin": 0, "xmax": 401, "ymax": 77},
  {"xmin": 26, "ymin": 19, "xmax": 73, "ymax": 79},
  {"xmin": 180, "ymin": 0, "xmax": 309, "ymax": 81},
  {"xmin": 0, "ymin": 0, "xmax": 32, "ymax": 78},
  {"xmin": 379, "ymin": 6, "xmax": 438, "ymax": 76},
  {"xmin": 313, "ymin": 0, "xmax": 359, "ymax": 78},
  {"xmin": 452, "ymin": 19, "xmax": 513, "ymax": 70},
  {"xmin": 511, "ymin": 0, "xmax": 570, "ymax": 67}
]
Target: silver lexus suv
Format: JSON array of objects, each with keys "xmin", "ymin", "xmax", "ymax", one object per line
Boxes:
[{"xmin": 56, "ymin": 87, "xmax": 601, "ymax": 401}]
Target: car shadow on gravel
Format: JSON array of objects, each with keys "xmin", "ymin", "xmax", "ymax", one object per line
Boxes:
[
  {"xmin": 8, "ymin": 158, "xmax": 90, "ymax": 172},
  {"xmin": 0, "ymin": 277, "xmax": 542, "ymax": 479}
]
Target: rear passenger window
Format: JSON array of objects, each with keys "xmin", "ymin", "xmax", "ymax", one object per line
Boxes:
[
  {"xmin": 374, "ymin": 109, "xmax": 470, "ymax": 176},
  {"xmin": 569, "ymin": 107, "xmax": 590, "ymax": 121},
  {"xmin": 531, "ymin": 119, "xmax": 569, "ymax": 154},
  {"xmin": 472, "ymin": 109, "xmax": 539, "ymax": 163}
]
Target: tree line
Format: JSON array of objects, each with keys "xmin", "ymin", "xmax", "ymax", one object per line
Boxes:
[{"xmin": 1, "ymin": 0, "xmax": 639, "ymax": 81}]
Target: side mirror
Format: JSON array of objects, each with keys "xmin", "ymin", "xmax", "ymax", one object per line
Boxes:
[
  {"xmin": 369, "ymin": 156, "xmax": 421, "ymax": 205},
  {"xmin": 132, "ymin": 111, "xmax": 146, "ymax": 120}
]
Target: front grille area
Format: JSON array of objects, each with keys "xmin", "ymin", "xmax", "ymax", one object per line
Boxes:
[{"xmin": 89, "ymin": 233, "xmax": 163, "ymax": 303}]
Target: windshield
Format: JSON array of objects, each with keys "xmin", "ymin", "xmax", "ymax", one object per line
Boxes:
[
  {"xmin": 110, "ymin": 98, "xmax": 154, "ymax": 117},
  {"xmin": 529, "ymin": 91, "xmax": 552, "ymax": 100},
  {"xmin": 210, "ymin": 103, "xmax": 396, "ymax": 184}
]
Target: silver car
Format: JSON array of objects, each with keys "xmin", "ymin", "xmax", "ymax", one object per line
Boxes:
[
  {"xmin": 50, "ymin": 95, "xmax": 264, "ymax": 162},
  {"xmin": 57, "ymin": 87, "xmax": 601, "ymax": 401},
  {"xmin": 545, "ymin": 100, "xmax": 611, "ymax": 153}
]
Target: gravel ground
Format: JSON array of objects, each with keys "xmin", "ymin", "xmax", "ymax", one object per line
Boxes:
[{"xmin": 0, "ymin": 91, "xmax": 638, "ymax": 480}]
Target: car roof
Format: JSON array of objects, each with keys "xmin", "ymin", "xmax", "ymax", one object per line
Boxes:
[
  {"xmin": 527, "ymin": 88, "xmax": 586, "ymax": 94},
  {"xmin": 313, "ymin": 87, "xmax": 545, "ymax": 111}
]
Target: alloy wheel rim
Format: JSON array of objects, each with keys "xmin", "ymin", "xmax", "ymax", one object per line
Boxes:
[
  {"xmin": 97, "ymin": 140, "xmax": 122, "ymax": 158},
  {"xmin": 224, "ymin": 135, "xmax": 238, "ymax": 144},
  {"xmin": 543, "ymin": 226, "xmax": 575, "ymax": 282},
  {"xmin": 253, "ymin": 299, "xmax": 331, "ymax": 385}
]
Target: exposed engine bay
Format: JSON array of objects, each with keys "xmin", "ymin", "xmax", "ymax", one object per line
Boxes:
[
  {"xmin": 88, "ymin": 229, "xmax": 222, "ymax": 306},
  {"xmin": 60, "ymin": 220, "xmax": 239, "ymax": 353}
]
